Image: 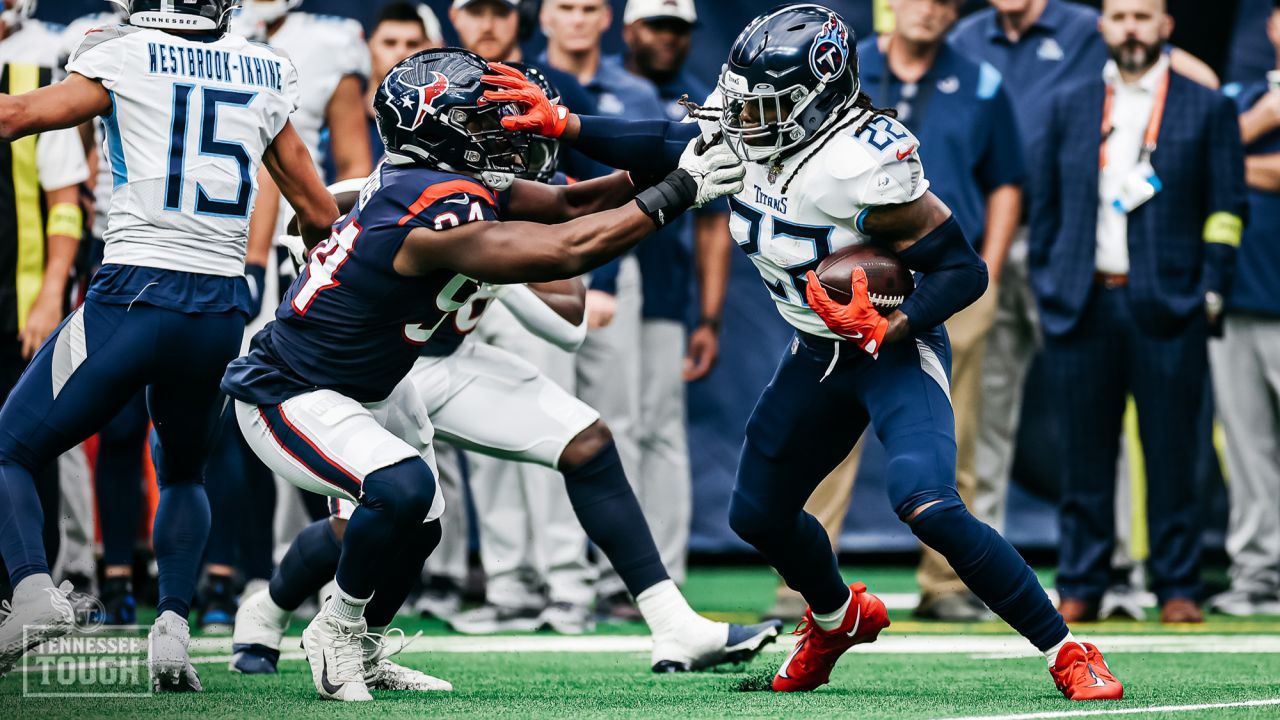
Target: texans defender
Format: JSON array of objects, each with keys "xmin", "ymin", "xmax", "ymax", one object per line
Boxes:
[
  {"xmin": 220, "ymin": 48, "xmax": 752, "ymax": 702},
  {"xmin": 0, "ymin": 0, "xmax": 338, "ymax": 691},
  {"xmin": 496, "ymin": 4, "xmax": 1124, "ymax": 700}
]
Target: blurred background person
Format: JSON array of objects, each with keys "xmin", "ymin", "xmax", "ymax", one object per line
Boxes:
[
  {"xmin": 366, "ymin": 2, "xmax": 442, "ymax": 159},
  {"xmin": 539, "ymin": 0, "xmax": 665, "ymax": 621},
  {"xmin": 1209, "ymin": 0, "xmax": 1280, "ymax": 617},
  {"xmin": 620, "ymin": 0, "xmax": 730, "ymax": 589},
  {"xmin": 1029, "ymin": 0, "xmax": 1244, "ymax": 624},
  {"xmin": 445, "ymin": 0, "xmax": 602, "ymax": 633},
  {"xmin": 0, "ymin": 0, "xmax": 91, "ymax": 602},
  {"xmin": 857, "ymin": 0, "xmax": 1024, "ymax": 620}
]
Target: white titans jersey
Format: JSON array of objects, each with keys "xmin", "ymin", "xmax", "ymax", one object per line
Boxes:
[
  {"xmin": 0, "ymin": 19, "xmax": 67, "ymax": 70},
  {"xmin": 61, "ymin": 13, "xmax": 125, "ymax": 238},
  {"xmin": 727, "ymin": 108, "xmax": 929, "ymax": 339},
  {"xmin": 237, "ymin": 12, "xmax": 369, "ymax": 170},
  {"xmin": 66, "ymin": 25, "xmax": 300, "ymax": 277}
]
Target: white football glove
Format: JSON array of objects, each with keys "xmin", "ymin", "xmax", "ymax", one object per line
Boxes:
[
  {"xmin": 277, "ymin": 232, "xmax": 308, "ymax": 275},
  {"xmin": 677, "ymin": 133, "xmax": 745, "ymax": 207}
]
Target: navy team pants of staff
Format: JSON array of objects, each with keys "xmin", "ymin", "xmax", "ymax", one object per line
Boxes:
[
  {"xmin": 729, "ymin": 328, "xmax": 1067, "ymax": 651},
  {"xmin": 0, "ymin": 289, "xmax": 245, "ymax": 620}
]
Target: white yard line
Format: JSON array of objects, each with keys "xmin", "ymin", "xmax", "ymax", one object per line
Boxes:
[
  {"xmin": 183, "ymin": 633, "xmax": 1280, "ymax": 657},
  {"xmin": 938, "ymin": 698, "xmax": 1280, "ymax": 720}
]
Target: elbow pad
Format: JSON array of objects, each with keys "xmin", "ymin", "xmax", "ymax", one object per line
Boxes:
[
  {"xmin": 896, "ymin": 216, "xmax": 988, "ymax": 330},
  {"xmin": 499, "ymin": 284, "xmax": 588, "ymax": 352}
]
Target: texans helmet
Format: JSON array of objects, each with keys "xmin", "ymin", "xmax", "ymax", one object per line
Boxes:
[
  {"xmin": 504, "ymin": 62, "xmax": 561, "ymax": 183},
  {"xmin": 108, "ymin": 0, "xmax": 243, "ymax": 33},
  {"xmin": 375, "ymin": 48, "xmax": 532, "ymax": 176},
  {"xmin": 718, "ymin": 4, "xmax": 859, "ymax": 163}
]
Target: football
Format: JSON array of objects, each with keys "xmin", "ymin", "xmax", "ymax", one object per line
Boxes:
[{"xmin": 813, "ymin": 243, "xmax": 914, "ymax": 316}]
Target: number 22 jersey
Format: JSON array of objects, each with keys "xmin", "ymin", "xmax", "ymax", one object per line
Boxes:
[
  {"xmin": 66, "ymin": 24, "xmax": 299, "ymax": 278},
  {"xmin": 221, "ymin": 164, "xmax": 500, "ymax": 405}
]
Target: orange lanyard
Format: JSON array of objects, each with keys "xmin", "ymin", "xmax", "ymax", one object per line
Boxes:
[{"xmin": 1099, "ymin": 68, "xmax": 1170, "ymax": 170}]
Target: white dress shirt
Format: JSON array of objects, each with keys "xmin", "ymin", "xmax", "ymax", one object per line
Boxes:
[{"xmin": 1096, "ymin": 54, "xmax": 1169, "ymax": 275}]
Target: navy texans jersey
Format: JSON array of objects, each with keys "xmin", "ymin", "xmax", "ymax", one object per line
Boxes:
[{"xmin": 222, "ymin": 163, "xmax": 498, "ymax": 405}]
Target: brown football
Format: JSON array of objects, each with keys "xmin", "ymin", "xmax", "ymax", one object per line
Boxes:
[{"xmin": 814, "ymin": 243, "xmax": 914, "ymax": 317}]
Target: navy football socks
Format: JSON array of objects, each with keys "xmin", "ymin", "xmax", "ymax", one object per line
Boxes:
[
  {"xmin": 365, "ymin": 520, "xmax": 442, "ymax": 628},
  {"xmin": 95, "ymin": 394, "xmax": 149, "ymax": 569},
  {"xmin": 561, "ymin": 441, "xmax": 669, "ymax": 598},
  {"xmin": 153, "ymin": 483, "xmax": 211, "ymax": 619},
  {"xmin": 909, "ymin": 500, "xmax": 1069, "ymax": 651},
  {"xmin": 269, "ymin": 518, "xmax": 341, "ymax": 612}
]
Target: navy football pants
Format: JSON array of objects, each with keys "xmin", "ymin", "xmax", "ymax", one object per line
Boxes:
[
  {"xmin": 0, "ymin": 299, "xmax": 243, "ymax": 608},
  {"xmin": 730, "ymin": 330, "xmax": 1067, "ymax": 650}
]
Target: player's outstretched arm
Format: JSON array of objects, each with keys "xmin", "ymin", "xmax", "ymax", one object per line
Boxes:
[
  {"xmin": 504, "ymin": 171, "xmax": 640, "ymax": 223},
  {"xmin": 399, "ymin": 140, "xmax": 744, "ymax": 283},
  {"xmin": 0, "ymin": 74, "xmax": 111, "ymax": 141},
  {"xmin": 263, "ymin": 120, "xmax": 340, "ymax": 249},
  {"xmin": 483, "ymin": 63, "xmax": 697, "ymax": 177},
  {"xmin": 860, "ymin": 192, "xmax": 988, "ymax": 343}
]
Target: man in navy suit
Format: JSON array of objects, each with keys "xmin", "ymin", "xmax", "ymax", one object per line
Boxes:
[{"xmin": 1029, "ymin": 0, "xmax": 1246, "ymax": 624}]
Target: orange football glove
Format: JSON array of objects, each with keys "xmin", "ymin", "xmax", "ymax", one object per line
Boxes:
[
  {"xmin": 804, "ymin": 268, "xmax": 889, "ymax": 357},
  {"xmin": 481, "ymin": 62, "xmax": 571, "ymax": 138}
]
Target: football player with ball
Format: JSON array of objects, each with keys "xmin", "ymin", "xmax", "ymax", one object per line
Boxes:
[{"xmin": 495, "ymin": 3, "xmax": 1123, "ymax": 699}]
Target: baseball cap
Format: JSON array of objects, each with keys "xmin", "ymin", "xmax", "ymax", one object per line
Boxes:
[
  {"xmin": 451, "ymin": 0, "xmax": 519, "ymax": 10},
  {"xmin": 623, "ymin": 0, "xmax": 696, "ymax": 26}
]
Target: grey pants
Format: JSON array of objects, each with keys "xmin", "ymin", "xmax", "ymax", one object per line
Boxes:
[
  {"xmin": 974, "ymin": 232, "xmax": 1040, "ymax": 530},
  {"xmin": 1211, "ymin": 315, "xmax": 1280, "ymax": 594},
  {"xmin": 637, "ymin": 319, "xmax": 691, "ymax": 586}
]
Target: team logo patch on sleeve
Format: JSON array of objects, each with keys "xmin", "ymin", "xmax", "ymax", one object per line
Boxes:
[
  {"xmin": 809, "ymin": 13, "xmax": 849, "ymax": 81},
  {"xmin": 389, "ymin": 68, "xmax": 450, "ymax": 132}
]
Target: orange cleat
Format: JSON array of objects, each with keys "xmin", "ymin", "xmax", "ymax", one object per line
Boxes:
[
  {"xmin": 1050, "ymin": 642, "xmax": 1124, "ymax": 701},
  {"xmin": 771, "ymin": 582, "xmax": 890, "ymax": 692}
]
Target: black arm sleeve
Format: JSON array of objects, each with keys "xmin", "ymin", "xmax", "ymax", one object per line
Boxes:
[
  {"xmin": 896, "ymin": 216, "xmax": 989, "ymax": 331},
  {"xmin": 576, "ymin": 116, "xmax": 700, "ymax": 177}
]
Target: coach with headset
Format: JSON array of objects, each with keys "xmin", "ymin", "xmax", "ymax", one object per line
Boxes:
[{"xmin": 1029, "ymin": 0, "xmax": 1245, "ymax": 624}]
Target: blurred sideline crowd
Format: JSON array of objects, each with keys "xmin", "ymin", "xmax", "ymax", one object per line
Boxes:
[{"xmin": 2, "ymin": 0, "xmax": 1279, "ymax": 636}]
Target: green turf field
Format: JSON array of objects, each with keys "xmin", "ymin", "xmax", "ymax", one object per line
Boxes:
[{"xmin": 3, "ymin": 566, "xmax": 1280, "ymax": 719}]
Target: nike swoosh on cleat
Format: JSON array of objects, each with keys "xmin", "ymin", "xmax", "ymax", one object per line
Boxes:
[
  {"xmin": 1086, "ymin": 663, "xmax": 1107, "ymax": 687},
  {"xmin": 845, "ymin": 608, "xmax": 863, "ymax": 638},
  {"xmin": 777, "ymin": 638, "xmax": 806, "ymax": 680},
  {"xmin": 320, "ymin": 655, "xmax": 343, "ymax": 696}
]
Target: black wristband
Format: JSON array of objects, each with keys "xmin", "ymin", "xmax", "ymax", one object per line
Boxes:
[
  {"xmin": 633, "ymin": 169, "xmax": 697, "ymax": 228},
  {"xmin": 698, "ymin": 316, "xmax": 721, "ymax": 334}
]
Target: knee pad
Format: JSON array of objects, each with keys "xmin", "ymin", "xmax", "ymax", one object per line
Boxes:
[{"xmin": 361, "ymin": 458, "xmax": 437, "ymax": 527}]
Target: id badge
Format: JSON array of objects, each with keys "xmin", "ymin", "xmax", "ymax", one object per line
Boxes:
[{"xmin": 1111, "ymin": 161, "xmax": 1161, "ymax": 214}]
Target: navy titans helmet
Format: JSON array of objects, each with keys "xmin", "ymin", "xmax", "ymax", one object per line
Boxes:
[
  {"xmin": 108, "ymin": 0, "xmax": 243, "ymax": 33},
  {"xmin": 504, "ymin": 62, "xmax": 561, "ymax": 183},
  {"xmin": 718, "ymin": 4, "xmax": 859, "ymax": 163},
  {"xmin": 375, "ymin": 48, "xmax": 532, "ymax": 175}
]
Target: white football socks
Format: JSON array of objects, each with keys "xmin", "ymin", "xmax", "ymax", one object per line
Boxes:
[
  {"xmin": 636, "ymin": 580, "xmax": 710, "ymax": 637},
  {"xmin": 327, "ymin": 586, "xmax": 371, "ymax": 623},
  {"xmin": 1044, "ymin": 632, "xmax": 1080, "ymax": 666},
  {"xmin": 812, "ymin": 589, "xmax": 853, "ymax": 632},
  {"xmin": 12, "ymin": 573, "xmax": 55, "ymax": 603}
]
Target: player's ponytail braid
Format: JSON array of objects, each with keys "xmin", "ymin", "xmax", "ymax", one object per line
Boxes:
[{"xmin": 780, "ymin": 92, "xmax": 896, "ymax": 194}]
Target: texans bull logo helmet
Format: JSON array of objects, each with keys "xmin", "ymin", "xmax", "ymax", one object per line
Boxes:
[
  {"xmin": 718, "ymin": 4, "xmax": 859, "ymax": 163},
  {"xmin": 375, "ymin": 48, "xmax": 532, "ymax": 176}
]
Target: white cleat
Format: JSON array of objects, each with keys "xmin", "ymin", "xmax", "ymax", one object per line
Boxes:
[
  {"xmin": 149, "ymin": 611, "xmax": 203, "ymax": 692},
  {"xmin": 651, "ymin": 619, "xmax": 783, "ymax": 673},
  {"xmin": 363, "ymin": 629, "xmax": 452, "ymax": 692},
  {"xmin": 230, "ymin": 588, "xmax": 291, "ymax": 674},
  {"xmin": 302, "ymin": 612, "xmax": 372, "ymax": 702},
  {"xmin": 0, "ymin": 580, "xmax": 76, "ymax": 678}
]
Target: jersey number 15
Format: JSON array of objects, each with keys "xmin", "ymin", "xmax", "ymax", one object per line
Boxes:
[{"xmin": 164, "ymin": 84, "xmax": 257, "ymax": 219}]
